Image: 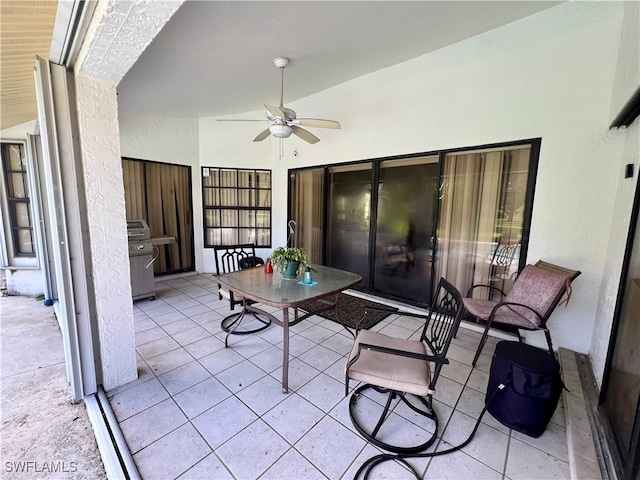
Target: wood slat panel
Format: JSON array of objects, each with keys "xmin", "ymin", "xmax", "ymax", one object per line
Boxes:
[{"xmin": 0, "ymin": 1, "xmax": 57, "ymax": 129}]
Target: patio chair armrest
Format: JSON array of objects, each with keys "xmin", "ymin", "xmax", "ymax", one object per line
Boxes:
[
  {"xmin": 466, "ymin": 284, "xmax": 506, "ymax": 298},
  {"xmin": 356, "ymin": 342, "xmax": 450, "ymax": 366},
  {"xmin": 490, "ymin": 301, "xmax": 543, "ymax": 326}
]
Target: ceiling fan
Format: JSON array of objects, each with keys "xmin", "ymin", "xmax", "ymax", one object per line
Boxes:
[{"xmin": 218, "ymin": 57, "xmax": 341, "ymax": 144}]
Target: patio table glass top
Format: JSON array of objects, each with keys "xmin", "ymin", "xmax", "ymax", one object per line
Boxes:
[
  {"xmin": 216, "ymin": 264, "xmax": 361, "ymax": 392},
  {"xmin": 216, "ymin": 264, "xmax": 362, "ymax": 309}
]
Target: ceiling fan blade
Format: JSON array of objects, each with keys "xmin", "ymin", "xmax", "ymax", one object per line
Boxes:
[
  {"xmin": 295, "ymin": 118, "xmax": 341, "ymax": 129},
  {"xmin": 291, "ymin": 126, "xmax": 320, "ymax": 144},
  {"xmin": 265, "ymin": 104, "xmax": 285, "ymax": 119},
  {"xmin": 217, "ymin": 119, "xmax": 268, "ymax": 122},
  {"xmin": 253, "ymin": 129, "xmax": 272, "ymax": 142}
]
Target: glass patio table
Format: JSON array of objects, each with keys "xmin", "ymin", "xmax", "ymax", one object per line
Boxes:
[{"xmin": 216, "ymin": 264, "xmax": 362, "ymax": 393}]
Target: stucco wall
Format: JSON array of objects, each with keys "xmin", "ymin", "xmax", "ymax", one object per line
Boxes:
[
  {"xmin": 199, "ymin": 2, "xmax": 629, "ymax": 354},
  {"xmin": 74, "ymin": 75, "xmax": 137, "ymax": 390},
  {"xmin": 4, "ymin": 269, "xmax": 43, "ymax": 296},
  {"xmin": 589, "ymin": 0, "xmax": 640, "ymax": 387},
  {"xmin": 119, "ymin": 116, "xmax": 203, "ymax": 271}
]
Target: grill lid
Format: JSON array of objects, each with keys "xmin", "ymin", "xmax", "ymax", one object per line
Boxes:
[{"xmin": 127, "ymin": 219, "xmax": 150, "ymax": 240}]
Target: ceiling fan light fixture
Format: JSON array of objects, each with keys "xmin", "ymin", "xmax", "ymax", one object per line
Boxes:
[{"xmin": 269, "ymin": 124, "xmax": 293, "ymax": 138}]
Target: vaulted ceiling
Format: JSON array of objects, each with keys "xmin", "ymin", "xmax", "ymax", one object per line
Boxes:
[
  {"xmin": 0, "ymin": 1, "xmax": 562, "ymax": 131},
  {"xmin": 117, "ymin": 1, "xmax": 561, "ymax": 119}
]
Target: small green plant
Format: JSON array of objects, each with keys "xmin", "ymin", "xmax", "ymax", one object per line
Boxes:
[{"xmin": 269, "ymin": 246, "xmax": 310, "ymax": 275}]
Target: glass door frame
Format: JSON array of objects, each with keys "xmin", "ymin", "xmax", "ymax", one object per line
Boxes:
[
  {"xmin": 287, "ymin": 137, "xmax": 541, "ymax": 308},
  {"xmin": 598, "ymin": 171, "xmax": 640, "ymax": 480},
  {"xmin": 122, "ymin": 157, "xmax": 196, "ymax": 276},
  {"xmin": 435, "ymin": 139, "xmax": 541, "ymax": 282}
]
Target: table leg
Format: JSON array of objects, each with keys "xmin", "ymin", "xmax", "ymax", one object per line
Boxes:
[{"xmin": 282, "ymin": 307, "xmax": 289, "ymax": 393}]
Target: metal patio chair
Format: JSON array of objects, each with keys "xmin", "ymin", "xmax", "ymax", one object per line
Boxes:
[
  {"xmin": 345, "ymin": 277, "xmax": 464, "ymax": 454},
  {"xmin": 214, "ymin": 244, "xmax": 271, "ymax": 347},
  {"xmin": 463, "ymin": 260, "xmax": 581, "ymax": 367}
]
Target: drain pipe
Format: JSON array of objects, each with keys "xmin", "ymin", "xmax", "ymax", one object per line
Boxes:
[{"xmin": 84, "ymin": 387, "xmax": 140, "ymax": 479}]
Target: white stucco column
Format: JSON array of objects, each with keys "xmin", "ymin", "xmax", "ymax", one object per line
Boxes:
[
  {"xmin": 70, "ymin": 0, "xmax": 184, "ymax": 390},
  {"xmin": 73, "ymin": 74, "xmax": 137, "ymax": 389}
]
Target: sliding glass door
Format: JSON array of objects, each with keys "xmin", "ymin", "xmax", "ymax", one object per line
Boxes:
[
  {"xmin": 288, "ymin": 140, "xmax": 537, "ymax": 308},
  {"xmin": 326, "ymin": 163, "xmax": 373, "ymax": 286},
  {"xmin": 289, "ymin": 168, "xmax": 325, "ymax": 264},
  {"xmin": 373, "ymin": 157, "xmax": 439, "ymax": 303},
  {"xmin": 435, "ymin": 146, "xmax": 531, "ymax": 298},
  {"xmin": 600, "ymin": 185, "xmax": 640, "ymax": 480}
]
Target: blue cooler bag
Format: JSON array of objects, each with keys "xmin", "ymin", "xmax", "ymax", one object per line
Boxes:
[{"xmin": 486, "ymin": 341, "xmax": 563, "ymax": 438}]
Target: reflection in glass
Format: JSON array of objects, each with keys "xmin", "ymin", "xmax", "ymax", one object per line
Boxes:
[
  {"xmin": 8, "ymin": 145, "xmax": 23, "ymax": 170},
  {"xmin": 373, "ymin": 157, "xmax": 439, "ymax": 303},
  {"xmin": 10, "ymin": 173, "xmax": 26, "ymax": 198},
  {"xmin": 289, "ymin": 168, "xmax": 325, "ymax": 264},
  {"xmin": 601, "ymin": 212, "xmax": 640, "ymax": 472},
  {"xmin": 257, "ymin": 190, "xmax": 271, "ymax": 207},
  {"xmin": 326, "ymin": 164, "xmax": 373, "ymax": 286},
  {"xmin": 15, "ymin": 203, "xmax": 31, "ymax": 228},
  {"xmin": 436, "ymin": 147, "xmax": 530, "ymax": 298},
  {"xmin": 17, "ymin": 229, "xmax": 34, "ymax": 254}
]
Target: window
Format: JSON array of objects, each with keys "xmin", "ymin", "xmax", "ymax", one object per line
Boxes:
[
  {"xmin": 1, "ymin": 142, "xmax": 35, "ymax": 256},
  {"xmin": 202, "ymin": 167, "xmax": 272, "ymax": 247}
]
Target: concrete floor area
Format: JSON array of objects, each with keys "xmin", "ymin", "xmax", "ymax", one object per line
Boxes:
[{"xmin": 0, "ymin": 295, "xmax": 106, "ymax": 479}]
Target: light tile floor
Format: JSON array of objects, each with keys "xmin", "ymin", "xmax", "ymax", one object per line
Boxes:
[{"xmin": 106, "ymin": 274, "xmax": 595, "ymax": 479}]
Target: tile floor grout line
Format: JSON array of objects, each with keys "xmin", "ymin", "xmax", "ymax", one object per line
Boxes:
[{"xmin": 114, "ymin": 274, "xmax": 580, "ymax": 479}]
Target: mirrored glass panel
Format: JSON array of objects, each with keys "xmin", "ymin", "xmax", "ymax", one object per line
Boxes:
[
  {"xmin": 326, "ymin": 163, "xmax": 373, "ymax": 286},
  {"xmin": 373, "ymin": 157, "xmax": 439, "ymax": 303}
]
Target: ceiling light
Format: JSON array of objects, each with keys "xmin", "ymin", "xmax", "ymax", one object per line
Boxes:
[{"xmin": 269, "ymin": 124, "xmax": 293, "ymax": 138}]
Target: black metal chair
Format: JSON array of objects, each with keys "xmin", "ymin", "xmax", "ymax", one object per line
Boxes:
[
  {"xmin": 345, "ymin": 277, "xmax": 464, "ymax": 454},
  {"xmin": 463, "ymin": 260, "xmax": 581, "ymax": 367},
  {"xmin": 213, "ymin": 244, "xmax": 271, "ymax": 347}
]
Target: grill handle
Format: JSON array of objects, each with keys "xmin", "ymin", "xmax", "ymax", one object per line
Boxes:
[{"xmin": 145, "ymin": 247, "xmax": 160, "ymax": 269}]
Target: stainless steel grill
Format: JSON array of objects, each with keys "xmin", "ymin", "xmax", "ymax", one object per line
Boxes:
[{"xmin": 127, "ymin": 219, "xmax": 156, "ymax": 301}]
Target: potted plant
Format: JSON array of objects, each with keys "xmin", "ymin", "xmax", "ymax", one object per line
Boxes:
[{"xmin": 269, "ymin": 246, "xmax": 310, "ymax": 279}]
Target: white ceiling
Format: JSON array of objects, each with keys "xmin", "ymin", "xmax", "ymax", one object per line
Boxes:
[{"xmin": 116, "ymin": 1, "xmax": 561, "ymax": 120}]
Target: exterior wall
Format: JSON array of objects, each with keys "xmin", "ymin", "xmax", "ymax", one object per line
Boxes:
[
  {"xmin": 591, "ymin": 123, "xmax": 640, "ymax": 386},
  {"xmin": 589, "ymin": 0, "xmax": 640, "ymax": 387},
  {"xmin": 0, "ymin": 120, "xmax": 37, "ymax": 138},
  {"xmin": 119, "ymin": 116, "xmax": 203, "ymax": 272},
  {"xmin": 199, "ymin": 2, "xmax": 628, "ymax": 354},
  {"xmin": 5, "ymin": 269, "xmax": 43, "ymax": 296}
]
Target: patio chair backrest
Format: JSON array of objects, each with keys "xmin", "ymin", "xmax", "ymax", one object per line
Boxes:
[
  {"xmin": 504, "ymin": 263, "xmax": 577, "ymax": 328},
  {"xmin": 420, "ymin": 277, "xmax": 465, "ymax": 386},
  {"xmin": 213, "ymin": 244, "xmax": 263, "ymax": 275}
]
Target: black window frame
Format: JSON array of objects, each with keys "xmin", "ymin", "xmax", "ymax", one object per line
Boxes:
[
  {"xmin": 1, "ymin": 142, "xmax": 35, "ymax": 257},
  {"xmin": 202, "ymin": 166, "xmax": 272, "ymax": 248}
]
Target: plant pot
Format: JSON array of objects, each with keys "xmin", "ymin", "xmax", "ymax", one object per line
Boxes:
[{"xmin": 281, "ymin": 261, "xmax": 300, "ymax": 279}]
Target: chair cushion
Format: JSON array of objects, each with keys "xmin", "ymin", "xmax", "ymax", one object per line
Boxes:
[
  {"xmin": 219, "ymin": 288, "xmax": 244, "ymax": 303},
  {"xmin": 347, "ymin": 329, "xmax": 433, "ymax": 397},
  {"xmin": 463, "ymin": 298, "xmax": 539, "ymax": 330},
  {"xmin": 505, "ymin": 265, "xmax": 568, "ymax": 327}
]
